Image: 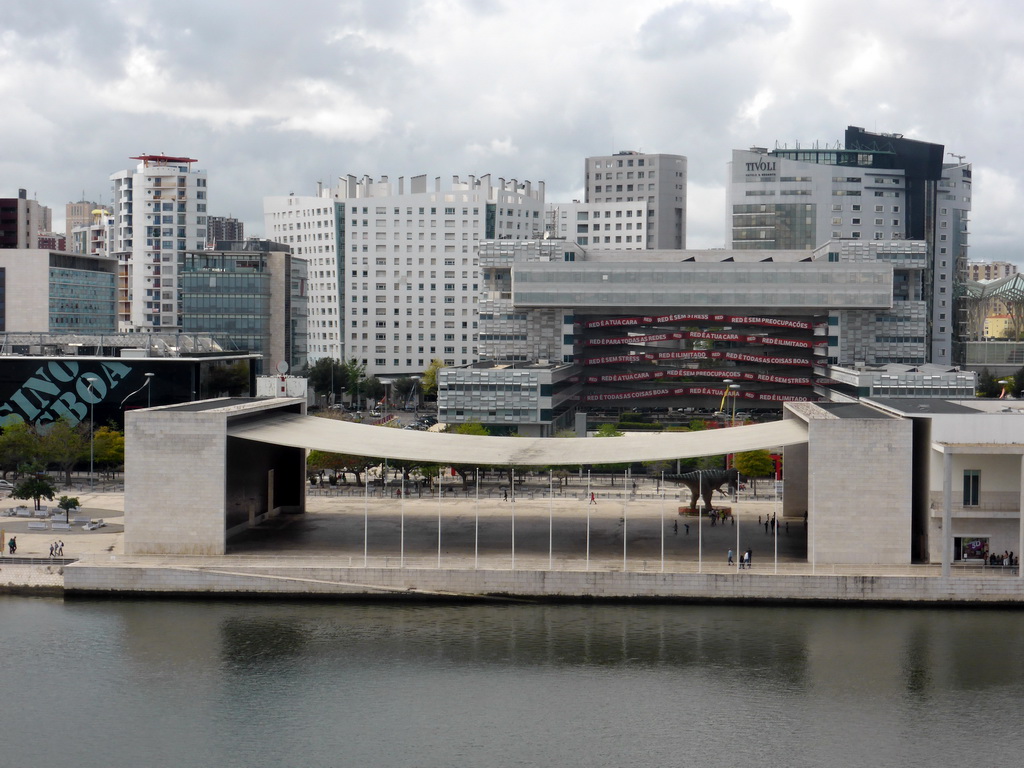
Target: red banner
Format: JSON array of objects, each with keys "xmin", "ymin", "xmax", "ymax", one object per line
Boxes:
[{"xmin": 584, "ymin": 314, "xmax": 816, "ymax": 331}]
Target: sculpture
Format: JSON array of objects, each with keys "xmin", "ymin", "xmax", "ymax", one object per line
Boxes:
[{"xmin": 670, "ymin": 468, "xmax": 739, "ymax": 512}]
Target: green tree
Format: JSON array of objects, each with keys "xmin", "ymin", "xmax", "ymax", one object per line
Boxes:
[
  {"xmin": 977, "ymin": 368, "xmax": 1000, "ymax": 398},
  {"xmin": 307, "ymin": 358, "xmax": 347, "ymax": 402},
  {"xmin": 0, "ymin": 422, "xmax": 44, "ymax": 480},
  {"xmin": 39, "ymin": 416, "xmax": 89, "ymax": 485},
  {"xmin": 733, "ymin": 450, "xmax": 775, "ymax": 497},
  {"xmin": 1009, "ymin": 368, "xmax": 1023, "ymax": 398},
  {"xmin": 57, "ymin": 495, "xmax": 81, "ymax": 524},
  {"xmin": 391, "ymin": 376, "xmax": 419, "ymax": 409},
  {"xmin": 12, "ymin": 468, "xmax": 57, "ymax": 511},
  {"xmin": 93, "ymin": 427, "xmax": 125, "ymax": 474},
  {"xmin": 420, "ymin": 359, "xmax": 446, "ymax": 399},
  {"xmin": 363, "ymin": 376, "xmax": 385, "ymax": 403},
  {"xmin": 341, "ymin": 359, "xmax": 367, "ymax": 403},
  {"xmin": 205, "ymin": 361, "xmax": 250, "ymax": 397}
]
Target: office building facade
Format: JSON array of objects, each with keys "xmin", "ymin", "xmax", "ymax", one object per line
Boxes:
[
  {"xmin": 0, "ymin": 249, "xmax": 117, "ymax": 334},
  {"xmin": 726, "ymin": 126, "xmax": 971, "ymax": 365},
  {"xmin": 182, "ymin": 239, "xmax": 307, "ymax": 375},
  {"xmin": 0, "ymin": 190, "xmax": 51, "ymax": 249}
]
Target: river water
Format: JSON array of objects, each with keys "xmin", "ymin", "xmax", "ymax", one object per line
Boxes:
[{"xmin": 4, "ymin": 596, "xmax": 1022, "ymax": 767}]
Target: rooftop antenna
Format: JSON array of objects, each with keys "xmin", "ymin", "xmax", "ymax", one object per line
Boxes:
[{"xmin": 948, "ymin": 152, "xmax": 966, "ymax": 164}]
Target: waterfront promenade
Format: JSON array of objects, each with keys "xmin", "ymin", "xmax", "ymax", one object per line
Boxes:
[{"xmin": 2, "ymin": 483, "xmax": 1023, "ymax": 603}]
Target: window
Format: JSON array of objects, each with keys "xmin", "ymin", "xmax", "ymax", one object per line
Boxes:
[{"xmin": 963, "ymin": 470, "xmax": 980, "ymax": 506}]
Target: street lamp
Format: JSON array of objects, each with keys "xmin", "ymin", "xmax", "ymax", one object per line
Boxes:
[
  {"xmin": 84, "ymin": 376, "xmax": 100, "ymax": 489},
  {"xmin": 120, "ymin": 372, "xmax": 156, "ymax": 409},
  {"xmin": 728, "ymin": 383, "xmax": 741, "ymax": 426}
]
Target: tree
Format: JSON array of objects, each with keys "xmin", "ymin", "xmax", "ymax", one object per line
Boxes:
[
  {"xmin": 93, "ymin": 427, "xmax": 125, "ymax": 474},
  {"xmin": 1010, "ymin": 368, "xmax": 1024, "ymax": 398},
  {"xmin": 341, "ymin": 359, "xmax": 367, "ymax": 402},
  {"xmin": 205, "ymin": 361, "xmax": 250, "ymax": 397},
  {"xmin": 12, "ymin": 468, "xmax": 57, "ymax": 511},
  {"xmin": 38, "ymin": 416, "xmax": 89, "ymax": 485},
  {"xmin": 307, "ymin": 358, "xmax": 347, "ymax": 402},
  {"xmin": 420, "ymin": 359, "xmax": 446, "ymax": 399},
  {"xmin": 0, "ymin": 422, "xmax": 44, "ymax": 480},
  {"xmin": 362, "ymin": 376, "xmax": 385, "ymax": 403},
  {"xmin": 57, "ymin": 495, "xmax": 81, "ymax": 524},
  {"xmin": 733, "ymin": 450, "xmax": 775, "ymax": 497},
  {"xmin": 391, "ymin": 376, "xmax": 419, "ymax": 409},
  {"xmin": 977, "ymin": 368, "xmax": 1001, "ymax": 398}
]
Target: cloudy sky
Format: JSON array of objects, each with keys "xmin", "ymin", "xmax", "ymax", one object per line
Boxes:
[{"xmin": 3, "ymin": 0, "xmax": 1022, "ymax": 262}]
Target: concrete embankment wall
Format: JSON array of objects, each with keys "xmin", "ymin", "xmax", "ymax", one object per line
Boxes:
[{"xmin": 63, "ymin": 563, "xmax": 1024, "ymax": 605}]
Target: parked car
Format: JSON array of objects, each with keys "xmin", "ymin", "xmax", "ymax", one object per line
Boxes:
[{"xmin": 0, "ymin": 479, "xmax": 13, "ymax": 492}]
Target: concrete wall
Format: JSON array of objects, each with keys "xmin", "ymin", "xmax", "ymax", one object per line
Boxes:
[
  {"xmin": 125, "ymin": 407, "xmax": 228, "ymax": 555},
  {"xmin": 64, "ymin": 563, "xmax": 1024, "ymax": 604},
  {"xmin": 808, "ymin": 416, "xmax": 913, "ymax": 564}
]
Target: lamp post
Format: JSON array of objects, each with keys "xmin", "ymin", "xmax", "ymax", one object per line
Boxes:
[
  {"xmin": 119, "ymin": 372, "xmax": 156, "ymax": 410},
  {"xmin": 84, "ymin": 376, "xmax": 99, "ymax": 489},
  {"xmin": 728, "ymin": 383, "xmax": 741, "ymax": 426}
]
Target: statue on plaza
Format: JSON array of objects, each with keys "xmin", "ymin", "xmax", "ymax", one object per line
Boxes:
[{"xmin": 671, "ymin": 468, "xmax": 739, "ymax": 512}]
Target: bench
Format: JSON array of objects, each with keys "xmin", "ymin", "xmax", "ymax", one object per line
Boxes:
[
  {"xmin": 27, "ymin": 521, "xmax": 48, "ymax": 530},
  {"xmin": 51, "ymin": 522, "xmax": 71, "ymax": 531},
  {"xmin": 72, "ymin": 517, "xmax": 90, "ymax": 525},
  {"xmin": 16, "ymin": 508, "xmax": 32, "ymax": 517}
]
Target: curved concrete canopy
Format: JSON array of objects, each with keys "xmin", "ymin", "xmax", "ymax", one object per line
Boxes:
[{"xmin": 227, "ymin": 414, "xmax": 808, "ymax": 466}]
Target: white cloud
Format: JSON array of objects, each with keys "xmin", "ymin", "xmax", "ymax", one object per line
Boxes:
[{"xmin": 0, "ymin": 0, "xmax": 1021, "ymax": 267}]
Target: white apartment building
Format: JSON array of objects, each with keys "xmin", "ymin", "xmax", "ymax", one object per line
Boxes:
[
  {"xmin": 109, "ymin": 155, "xmax": 208, "ymax": 332},
  {"xmin": 544, "ymin": 201, "xmax": 654, "ymax": 250},
  {"xmin": 726, "ymin": 126, "xmax": 971, "ymax": 365},
  {"xmin": 582, "ymin": 151, "xmax": 687, "ymax": 249},
  {"xmin": 265, "ymin": 174, "xmax": 545, "ymax": 378},
  {"xmin": 70, "ymin": 208, "xmax": 115, "ymax": 259}
]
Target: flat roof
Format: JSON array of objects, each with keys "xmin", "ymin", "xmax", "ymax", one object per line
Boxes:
[{"xmin": 868, "ymin": 398, "xmax": 996, "ymax": 416}]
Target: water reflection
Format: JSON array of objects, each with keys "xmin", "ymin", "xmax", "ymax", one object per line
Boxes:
[{"xmin": 4, "ymin": 599, "xmax": 1024, "ymax": 768}]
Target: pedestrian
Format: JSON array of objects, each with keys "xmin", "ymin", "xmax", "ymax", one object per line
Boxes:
[
  {"xmin": 728, "ymin": 549, "xmax": 734, "ymax": 565},
  {"xmin": 503, "ymin": 489, "xmax": 508, "ymax": 502},
  {"xmin": 745, "ymin": 548, "xmax": 752, "ymax": 568},
  {"xmin": 765, "ymin": 519, "xmax": 769, "ymax": 534},
  {"xmin": 58, "ymin": 540, "xmax": 64, "ymax": 556},
  {"xmin": 684, "ymin": 523, "xmax": 690, "ymax": 535},
  {"xmin": 9, "ymin": 536, "xmax": 16, "ymax": 555},
  {"xmin": 758, "ymin": 515, "xmax": 762, "ymax": 525},
  {"xmin": 48, "ymin": 543, "xmax": 54, "ymax": 559},
  {"xmin": 590, "ymin": 492, "xmax": 596, "ymax": 505},
  {"xmin": 632, "ymin": 481, "xmax": 637, "ymax": 493},
  {"xmin": 673, "ymin": 520, "xmax": 678, "ymax": 535},
  {"xmin": 785, "ymin": 521, "xmax": 789, "ymax": 533},
  {"xmin": 731, "ymin": 513, "xmax": 735, "ymax": 526}
]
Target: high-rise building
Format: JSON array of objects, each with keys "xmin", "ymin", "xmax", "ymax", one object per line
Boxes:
[
  {"xmin": 0, "ymin": 189, "xmax": 51, "ymax": 249},
  {"xmin": 66, "ymin": 199, "xmax": 102, "ymax": 247},
  {"xmin": 726, "ymin": 126, "xmax": 971, "ymax": 364},
  {"xmin": 182, "ymin": 239, "xmax": 307, "ymax": 375},
  {"xmin": 581, "ymin": 151, "xmax": 687, "ymax": 249},
  {"xmin": 206, "ymin": 215, "xmax": 244, "ymax": 248},
  {"xmin": 264, "ymin": 173, "xmax": 545, "ymax": 377},
  {"xmin": 109, "ymin": 155, "xmax": 208, "ymax": 332}
]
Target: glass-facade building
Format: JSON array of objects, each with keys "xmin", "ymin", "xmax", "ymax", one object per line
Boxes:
[{"xmin": 182, "ymin": 240, "xmax": 307, "ymax": 375}]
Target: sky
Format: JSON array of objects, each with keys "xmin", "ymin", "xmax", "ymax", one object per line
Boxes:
[{"xmin": 2, "ymin": 0, "xmax": 1022, "ymax": 263}]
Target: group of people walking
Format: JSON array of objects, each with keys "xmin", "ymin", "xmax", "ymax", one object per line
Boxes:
[{"xmin": 727, "ymin": 548, "xmax": 753, "ymax": 568}]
